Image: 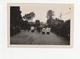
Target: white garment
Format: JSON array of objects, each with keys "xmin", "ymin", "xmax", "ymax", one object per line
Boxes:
[
  {"xmin": 31, "ymin": 26, "xmax": 34, "ymax": 30},
  {"xmin": 42, "ymin": 28, "xmax": 45, "ymax": 32},
  {"xmin": 46, "ymin": 27, "xmax": 51, "ymax": 32}
]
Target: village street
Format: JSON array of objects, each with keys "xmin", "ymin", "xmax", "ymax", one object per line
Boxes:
[{"xmin": 10, "ymin": 31, "xmax": 70, "ymax": 45}]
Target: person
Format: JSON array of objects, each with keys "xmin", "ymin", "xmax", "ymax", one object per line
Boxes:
[
  {"xmin": 30, "ymin": 26, "xmax": 35, "ymax": 33},
  {"xmin": 46, "ymin": 27, "xmax": 51, "ymax": 34},
  {"xmin": 56, "ymin": 24, "xmax": 61, "ymax": 36},
  {"xmin": 37, "ymin": 26, "xmax": 41, "ymax": 33},
  {"xmin": 42, "ymin": 27, "xmax": 45, "ymax": 34}
]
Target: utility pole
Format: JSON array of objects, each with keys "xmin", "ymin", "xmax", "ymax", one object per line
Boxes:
[
  {"xmin": 59, "ymin": 7, "xmax": 71, "ymax": 20},
  {"xmin": 59, "ymin": 12, "xmax": 62, "ymax": 20}
]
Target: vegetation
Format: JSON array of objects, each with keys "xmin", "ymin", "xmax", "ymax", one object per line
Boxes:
[
  {"xmin": 46, "ymin": 10, "xmax": 70, "ymax": 40},
  {"xmin": 23, "ymin": 12, "xmax": 35, "ymax": 21},
  {"xmin": 10, "ymin": 8, "xmax": 70, "ymax": 41}
]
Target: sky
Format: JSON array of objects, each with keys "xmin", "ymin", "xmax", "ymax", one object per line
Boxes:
[{"xmin": 20, "ymin": 4, "xmax": 73, "ymax": 23}]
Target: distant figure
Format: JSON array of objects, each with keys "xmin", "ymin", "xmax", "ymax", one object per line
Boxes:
[
  {"xmin": 27, "ymin": 25, "xmax": 30, "ymax": 32},
  {"xmin": 46, "ymin": 27, "xmax": 51, "ymax": 34},
  {"xmin": 42, "ymin": 27, "xmax": 45, "ymax": 34},
  {"xmin": 57, "ymin": 27, "xmax": 60, "ymax": 36},
  {"xmin": 30, "ymin": 26, "xmax": 35, "ymax": 33},
  {"xmin": 37, "ymin": 26, "xmax": 41, "ymax": 33}
]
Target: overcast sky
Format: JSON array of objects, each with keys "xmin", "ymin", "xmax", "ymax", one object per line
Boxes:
[{"xmin": 20, "ymin": 4, "xmax": 73, "ymax": 23}]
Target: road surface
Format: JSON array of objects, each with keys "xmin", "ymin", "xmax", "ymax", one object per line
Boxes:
[{"xmin": 10, "ymin": 31, "xmax": 70, "ymax": 45}]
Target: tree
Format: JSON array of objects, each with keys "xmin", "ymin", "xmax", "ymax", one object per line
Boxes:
[
  {"xmin": 46, "ymin": 10, "xmax": 55, "ymax": 19},
  {"xmin": 25, "ymin": 14, "xmax": 31, "ymax": 20},
  {"xmin": 60, "ymin": 19, "xmax": 70, "ymax": 40},
  {"xmin": 46, "ymin": 10, "xmax": 55, "ymax": 27},
  {"xmin": 29, "ymin": 12, "xmax": 35, "ymax": 20},
  {"xmin": 22, "ymin": 16, "xmax": 25, "ymax": 19},
  {"xmin": 24, "ymin": 12, "xmax": 35, "ymax": 21}
]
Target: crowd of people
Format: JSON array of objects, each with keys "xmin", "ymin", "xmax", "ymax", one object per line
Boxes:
[
  {"xmin": 29, "ymin": 26, "xmax": 51, "ymax": 34},
  {"xmin": 10, "ymin": 24, "xmax": 51, "ymax": 37}
]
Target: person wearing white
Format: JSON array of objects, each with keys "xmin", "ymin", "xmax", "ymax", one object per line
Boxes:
[
  {"xmin": 46, "ymin": 27, "xmax": 51, "ymax": 34},
  {"xmin": 42, "ymin": 27, "xmax": 45, "ymax": 34},
  {"xmin": 30, "ymin": 26, "xmax": 35, "ymax": 32}
]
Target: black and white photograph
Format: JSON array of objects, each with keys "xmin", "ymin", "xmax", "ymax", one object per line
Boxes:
[{"xmin": 7, "ymin": 3, "xmax": 74, "ymax": 47}]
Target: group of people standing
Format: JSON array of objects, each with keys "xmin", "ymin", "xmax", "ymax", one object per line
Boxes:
[{"xmin": 30, "ymin": 26, "xmax": 51, "ymax": 34}]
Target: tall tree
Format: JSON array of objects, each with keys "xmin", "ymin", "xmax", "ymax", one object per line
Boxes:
[
  {"xmin": 46, "ymin": 10, "xmax": 55, "ymax": 27},
  {"xmin": 46, "ymin": 10, "xmax": 54, "ymax": 19}
]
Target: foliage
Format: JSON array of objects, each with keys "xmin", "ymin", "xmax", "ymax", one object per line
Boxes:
[
  {"xmin": 46, "ymin": 9, "xmax": 70, "ymax": 40},
  {"xmin": 46, "ymin": 10, "xmax": 55, "ymax": 27},
  {"xmin": 46, "ymin": 10, "xmax": 54, "ymax": 19},
  {"xmin": 51, "ymin": 19, "xmax": 70, "ymax": 40},
  {"xmin": 23, "ymin": 12, "xmax": 35, "ymax": 20}
]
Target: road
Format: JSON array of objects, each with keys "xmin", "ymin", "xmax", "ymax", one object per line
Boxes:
[{"xmin": 10, "ymin": 31, "xmax": 70, "ymax": 45}]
